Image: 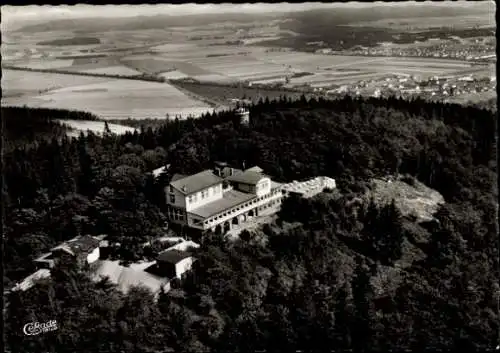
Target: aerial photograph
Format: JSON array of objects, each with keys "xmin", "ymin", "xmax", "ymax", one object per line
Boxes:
[{"xmin": 1, "ymin": 2, "xmax": 498, "ymax": 352}]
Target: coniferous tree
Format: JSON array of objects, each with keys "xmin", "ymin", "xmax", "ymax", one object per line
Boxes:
[{"xmin": 351, "ymin": 259, "xmax": 376, "ymax": 351}]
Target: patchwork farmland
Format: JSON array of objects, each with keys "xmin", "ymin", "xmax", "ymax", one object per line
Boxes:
[
  {"xmin": 2, "ymin": 69, "xmax": 211, "ymax": 120},
  {"xmin": 3, "ymin": 9, "xmax": 495, "ymax": 122},
  {"xmin": 121, "ymin": 46, "xmax": 479, "ymax": 86},
  {"xmin": 2, "ymin": 68, "xmax": 111, "ymax": 98}
]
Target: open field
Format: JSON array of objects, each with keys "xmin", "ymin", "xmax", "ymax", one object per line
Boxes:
[
  {"xmin": 58, "ymin": 119, "xmax": 137, "ymax": 137},
  {"xmin": 158, "ymin": 70, "xmax": 190, "ymax": 80},
  {"xmin": 241, "ymin": 36, "xmax": 283, "ymax": 45},
  {"xmin": 120, "ymin": 57, "xmax": 177, "ymax": 75},
  {"xmin": 1, "ymin": 68, "xmax": 111, "ymax": 98},
  {"xmin": 4, "ymin": 56, "xmax": 146, "ymax": 78},
  {"xmin": 250, "ymin": 77, "xmax": 288, "ymax": 85},
  {"xmin": 119, "ymin": 54, "xmax": 216, "ymax": 76},
  {"xmin": 81, "ymin": 65, "xmax": 142, "ymax": 76},
  {"xmin": 264, "ymin": 53, "xmax": 473, "ymax": 71},
  {"xmin": 191, "ymin": 74, "xmax": 239, "ymax": 84},
  {"xmin": 11, "ymin": 59, "xmax": 75, "ymax": 70},
  {"xmin": 2, "ymin": 69, "xmax": 212, "ymax": 120},
  {"xmin": 150, "ymin": 43, "xmax": 201, "ymax": 53},
  {"xmin": 190, "ymin": 56, "xmax": 291, "ymax": 81}
]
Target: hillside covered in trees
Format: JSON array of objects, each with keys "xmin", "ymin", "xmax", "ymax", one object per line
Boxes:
[
  {"xmin": 3, "ymin": 96, "xmax": 498, "ymax": 352},
  {"xmin": 2, "ymin": 106, "xmax": 100, "ymax": 152}
]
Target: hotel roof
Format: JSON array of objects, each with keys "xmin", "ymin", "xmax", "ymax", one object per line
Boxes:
[
  {"xmin": 226, "ymin": 170, "xmax": 267, "ymax": 185},
  {"xmin": 170, "ymin": 173, "xmax": 187, "ymax": 183},
  {"xmin": 51, "ymin": 235, "xmax": 100, "ymax": 256},
  {"xmin": 157, "ymin": 250, "xmax": 193, "ymax": 264},
  {"xmin": 188, "ymin": 189, "xmax": 256, "ymax": 219},
  {"xmin": 170, "ymin": 170, "xmax": 223, "ymax": 195}
]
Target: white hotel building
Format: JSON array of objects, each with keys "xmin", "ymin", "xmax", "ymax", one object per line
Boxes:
[{"xmin": 165, "ymin": 163, "xmax": 284, "ymax": 233}]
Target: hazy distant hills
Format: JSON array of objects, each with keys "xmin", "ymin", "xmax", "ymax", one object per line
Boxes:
[
  {"xmin": 284, "ymin": 3, "xmax": 494, "ymax": 28},
  {"xmin": 13, "ymin": 2, "xmax": 494, "ymax": 34},
  {"xmin": 14, "ymin": 13, "xmax": 281, "ymax": 33}
]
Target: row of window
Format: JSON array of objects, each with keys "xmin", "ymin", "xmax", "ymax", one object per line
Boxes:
[
  {"xmin": 167, "ymin": 206, "xmax": 185, "ymax": 222},
  {"xmin": 203, "ymin": 198, "xmax": 282, "ymax": 226},
  {"xmin": 204, "ymin": 192, "xmax": 282, "ymax": 224},
  {"xmin": 171, "ymin": 214, "xmax": 185, "ymax": 221},
  {"xmin": 188, "ymin": 185, "xmax": 221, "ymax": 204},
  {"xmin": 257, "ymin": 181, "xmax": 269, "ymax": 190},
  {"xmin": 168, "ymin": 185, "xmax": 222, "ymax": 204}
]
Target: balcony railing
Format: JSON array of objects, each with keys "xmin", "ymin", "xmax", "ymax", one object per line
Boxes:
[{"xmin": 201, "ymin": 189, "xmax": 283, "ymax": 229}]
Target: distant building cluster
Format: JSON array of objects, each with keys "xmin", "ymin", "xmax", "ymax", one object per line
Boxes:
[
  {"xmin": 338, "ymin": 38, "xmax": 496, "ymax": 62},
  {"xmin": 325, "ymin": 72, "xmax": 495, "ymax": 101}
]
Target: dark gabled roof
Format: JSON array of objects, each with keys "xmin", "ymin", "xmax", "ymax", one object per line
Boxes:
[
  {"xmin": 226, "ymin": 170, "xmax": 267, "ymax": 185},
  {"xmin": 214, "ymin": 161, "xmax": 228, "ymax": 168},
  {"xmin": 170, "ymin": 170, "xmax": 223, "ymax": 195},
  {"xmin": 157, "ymin": 250, "xmax": 192, "ymax": 264},
  {"xmin": 170, "ymin": 173, "xmax": 187, "ymax": 183},
  {"xmin": 51, "ymin": 235, "xmax": 100, "ymax": 256},
  {"xmin": 188, "ymin": 189, "xmax": 255, "ymax": 218},
  {"xmin": 245, "ymin": 166, "xmax": 264, "ymax": 173}
]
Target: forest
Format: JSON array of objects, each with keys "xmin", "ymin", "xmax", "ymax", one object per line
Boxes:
[
  {"xmin": 37, "ymin": 36, "xmax": 101, "ymax": 46},
  {"xmin": 3, "ymin": 94, "xmax": 498, "ymax": 352}
]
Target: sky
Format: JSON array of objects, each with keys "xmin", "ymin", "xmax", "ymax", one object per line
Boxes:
[{"xmin": 2, "ymin": 2, "xmax": 494, "ymax": 29}]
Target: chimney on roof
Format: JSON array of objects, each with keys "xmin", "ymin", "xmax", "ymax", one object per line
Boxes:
[{"xmin": 182, "ymin": 185, "xmax": 187, "ymax": 192}]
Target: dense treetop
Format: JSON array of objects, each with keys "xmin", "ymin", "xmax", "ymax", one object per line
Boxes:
[{"xmin": 3, "ymin": 95, "xmax": 497, "ymax": 352}]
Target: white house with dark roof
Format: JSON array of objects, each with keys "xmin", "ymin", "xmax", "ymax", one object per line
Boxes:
[
  {"xmin": 156, "ymin": 250, "xmax": 195, "ymax": 280},
  {"xmin": 34, "ymin": 235, "xmax": 102, "ymax": 270},
  {"xmin": 91, "ymin": 247, "xmax": 196, "ymax": 298},
  {"xmin": 165, "ymin": 164, "xmax": 284, "ymax": 233},
  {"xmin": 13, "ymin": 235, "xmax": 107, "ymax": 292}
]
